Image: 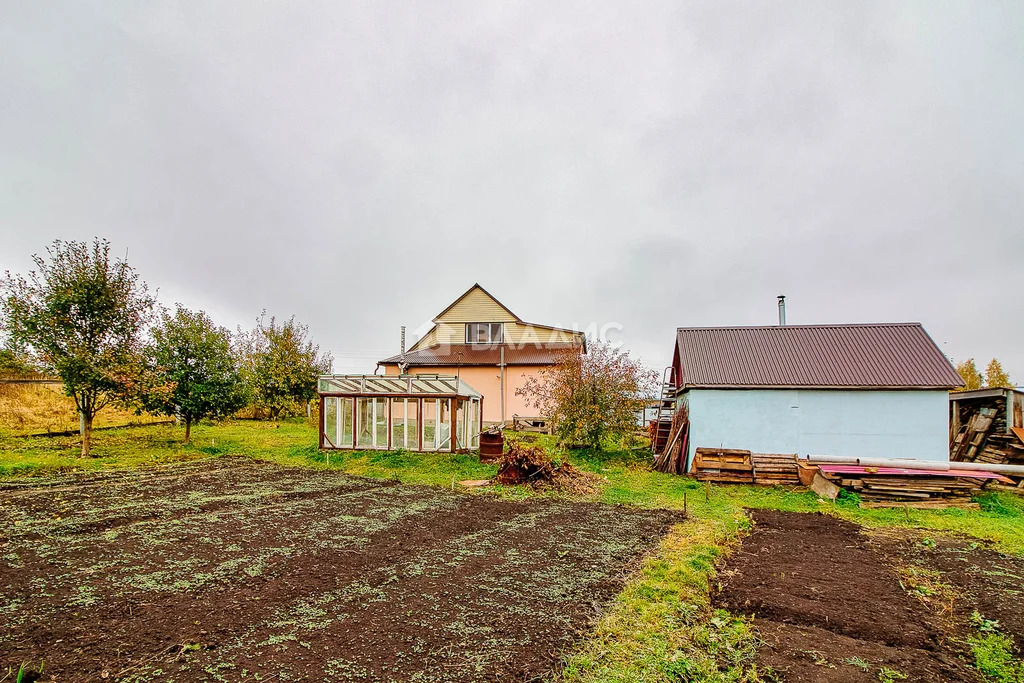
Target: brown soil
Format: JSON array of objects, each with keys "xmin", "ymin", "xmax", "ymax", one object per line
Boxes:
[
  {"xmin": 0, "ymin": 458, "xmax": 682, "ymax": 681},
  {"xmin": 876, "ymin": 530, "xmax": 1024, "ymax": 651},
  {"xmin": 713, "ymin": 510, "xmax": 980, "ymax": 682}
]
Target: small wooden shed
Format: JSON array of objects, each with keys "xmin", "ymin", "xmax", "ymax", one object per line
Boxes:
[{"xmin": 318, "ymin": 374, "xmax": 482, "ymax": 452}]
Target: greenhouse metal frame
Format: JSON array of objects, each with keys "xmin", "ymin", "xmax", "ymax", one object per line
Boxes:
[{"xmin": 318, "ymin": 374, "xmax": 483, "ymax": 452}]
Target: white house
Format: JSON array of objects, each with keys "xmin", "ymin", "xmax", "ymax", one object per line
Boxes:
[{"xmin": 668, "ymin": 323, "xmax": 964, "ymax": 469}]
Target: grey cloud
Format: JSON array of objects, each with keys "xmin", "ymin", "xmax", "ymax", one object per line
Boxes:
[{"xmin": 1, "ymin": 0, "xmax": 1021, "ymax": 378}]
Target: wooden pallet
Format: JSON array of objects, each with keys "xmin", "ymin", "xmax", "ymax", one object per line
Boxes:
[
  {"xmin": 693, "ymin": 448, "xmax": 754, "ymax": 484},
  {"xmin": 751, "ymin": 453, "xmax": 800, "ymax": 486}
]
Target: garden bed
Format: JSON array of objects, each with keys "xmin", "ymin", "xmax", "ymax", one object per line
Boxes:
[
  {"xmin": 0, "ymin": 458, "xmax": 682, "ymax": 681},
  {"xmin": 714, "ymin": 510, "xmax": 982, "ymax": 682}
]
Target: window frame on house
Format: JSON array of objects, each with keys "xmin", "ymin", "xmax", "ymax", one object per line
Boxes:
[{"xmin": 465, "ymin": 322, "xmax": 503, "ymax": 344}]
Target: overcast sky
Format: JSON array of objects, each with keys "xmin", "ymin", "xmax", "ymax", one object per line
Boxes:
[{"xmin": 2, "ymin": 1, "xmax": 1022, "ymax": 379}]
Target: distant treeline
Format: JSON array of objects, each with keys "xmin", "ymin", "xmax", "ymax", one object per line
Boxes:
[{"xmin": 1, "ymin": 238, "xmax": 332, "ymax": 455}]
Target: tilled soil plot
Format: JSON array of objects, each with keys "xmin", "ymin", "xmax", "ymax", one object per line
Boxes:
[
  {"xmin": 878, "ymin": 531, "xmax": 1024, "ymax": 651},
  {"xmin": 0, "ymin": 458, "xmax": 682, "ymax": 681},
  {"xmin": 713, "ymin": 510, "xmax": 979, "ymax": 682}
]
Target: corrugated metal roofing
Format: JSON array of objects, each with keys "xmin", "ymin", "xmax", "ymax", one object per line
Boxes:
[
  {"xmin": 379, "ymin": 343, "xmax": 579, "ymax": 367},
  {"xmin": 675, "ymin": 323, "xmax": 964, "ymax": 389}
]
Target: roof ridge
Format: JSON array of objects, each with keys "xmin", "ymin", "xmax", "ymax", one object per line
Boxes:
[
  {"xmin": 676, "ymin": 322, "xmax": 922, "ymax": 331},
  {"xmin": 674, "ymin": 323, "xmax": 962, "ymax": 389}
]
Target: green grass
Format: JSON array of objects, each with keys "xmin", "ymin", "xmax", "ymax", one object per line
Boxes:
[
  {"xmin": 0, "ymin": 419, "xmax": 318, "ymax": 477},
  {"xmin": 968, "ymin": 611, "xmax": 1024, "ymax": 683},
  {"xmin": 559, "ymin": 514, "xmax": 773, "ymax": 682},
  {"xmin": 969, "ymin": 632, "xmax": 1024, "ymax": 683},
  {"xmin": 3, "ymin": 421, "xmax": 1024, "ymax": 681}
]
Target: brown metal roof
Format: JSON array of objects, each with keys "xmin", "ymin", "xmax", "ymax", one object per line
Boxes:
[
  {"xmin": 674, "ymin": 323, "xmax": 963, "ymax": 389},
  {"xmin": 379, "ymin": 343, "xmax": 579, "ymax": 367}
]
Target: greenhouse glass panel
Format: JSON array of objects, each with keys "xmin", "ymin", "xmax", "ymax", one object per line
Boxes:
[
  {"xmin": 323, "ymin": 397, "xmax": 337, "ymax": 447},
  {"xmin": 469, "ymin": 399, "xmax": 480, "ymax": 448},
  {"xmin": 455, "ymin": 399, "xmax": 466, "ymax": 449},
  {"xmin": 422, "ymin": 399, "xmax": 438, "ymax": 451},
  {"xmin": 340, "ymin": 397, "xmax": 354, "ymax": 448},
  {"xmin": 407, "ymin": 400, "xmax": 419, "ymax": 450},
  {"xmin": 437, "ymin": 399, "xmax": 451, "ymax": 450},
  {"xmin": 391, "ymin": 399, "xmax": 408, "ymax": 450},
  {"xmin": 357, "ymin": 398, "xmax": 373, "ymax": 448},
  {"xmin": 374, "ymin": 398, "xmax": 387, "ymax": 448}
]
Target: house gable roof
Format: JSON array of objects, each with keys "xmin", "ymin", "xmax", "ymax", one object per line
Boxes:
[
  {"xmin": 433, "ymin": 283, "xmax": 521, "ymax": 323},
  {"xmin": 405, "ymin": 284, "xmax": 584, "ymax": 354},
  {"xmin": 674, "ymin": 323, "xmax": 964, "ymax": 389}
]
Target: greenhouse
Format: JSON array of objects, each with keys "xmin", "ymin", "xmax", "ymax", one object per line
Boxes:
[{"xmin": 318, "ymin": 374, "xmax": 483, "ymax": 452}]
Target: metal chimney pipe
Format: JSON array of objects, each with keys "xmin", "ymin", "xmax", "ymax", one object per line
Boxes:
[
  {"xmin": 399, "ymin": 326, "xmax": 408, "ymax": 374},
  {"xmin": 777, "ymin": 295, "xmax": 786, "ymax": 326}
]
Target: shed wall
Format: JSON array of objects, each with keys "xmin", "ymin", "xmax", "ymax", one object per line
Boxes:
[{"xmin": 685, "ymin": 389, "xmax": 950, "ymax": 468}]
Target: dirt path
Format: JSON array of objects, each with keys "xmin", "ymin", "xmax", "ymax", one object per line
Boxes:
[
  {"xmin": 714, "ymin": 510, "xmax": 979, "ymax": 682},
  {"xmin": 0, "ymin": 458, "xmax": 683, "ymax": 681}
]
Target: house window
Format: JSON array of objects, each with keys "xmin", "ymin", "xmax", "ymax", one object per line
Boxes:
[{"xmin": 466, "ymin": 323, "xmax": 503, "ymax": 344}]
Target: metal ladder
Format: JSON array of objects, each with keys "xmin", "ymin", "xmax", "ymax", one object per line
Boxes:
[{"xmin": 651, "ymin": 366, "xmax": 677, "ymax": 454}]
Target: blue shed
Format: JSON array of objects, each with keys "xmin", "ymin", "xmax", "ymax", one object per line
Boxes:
[{"xmin": 662, "ymin": 323, "xmax": 964, "ymax": 470}]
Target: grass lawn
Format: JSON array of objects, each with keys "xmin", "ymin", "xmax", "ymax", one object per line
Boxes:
[{"xmin": 3, "ymin": 419, "xmax": 1023, "ymax": 682}]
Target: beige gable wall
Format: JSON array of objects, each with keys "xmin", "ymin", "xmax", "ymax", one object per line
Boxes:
[
  {"xmin": 436, "ymin": 287, "xmax": 519, "ymax": 323},
  {"xmin": 410, "ymin": 285, "xmax": 581, "ymax": 350},
  {"xmin": 412, "ymin": 327, "xmax": 438, "ymax": 350}
]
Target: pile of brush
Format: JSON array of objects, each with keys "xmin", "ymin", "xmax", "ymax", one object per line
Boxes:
[{"xmin": 496, "ymin": 437, "xmax": 599, "ymax": 494}]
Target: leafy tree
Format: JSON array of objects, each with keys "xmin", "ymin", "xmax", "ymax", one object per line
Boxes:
[
  {"xmin": 984, "ymin": 358, "xmax": 1013, "ymax": 389},
  {"xmin": 141, "ymin": 306, "xmax": 247, "ymax": 442},
  {"xmin": 1, "ymin": 239, "xmax": 155, "ymax": 456},
  {"xmin": 0, "ymin": 346, "xmax": 38, "ymax": 378},
  {"xmin": 236, "ymin": 313, "xmax": 333, "ymax": 419},
  {"xmin": 956, "ymin": 359, "xmax": 984, "ymax": 391},
  {"xmin": 517, "ymin": 341, "xmax": 657, "ymax": 449}
]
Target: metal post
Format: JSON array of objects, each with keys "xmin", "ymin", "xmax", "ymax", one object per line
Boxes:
[
  {"xmin": 499, "ymin": 346, "xmax": 506, "ymax": 426},
  {"xmin": 399, "ymin": 326, "xmax": 408, "ymax": 374}
]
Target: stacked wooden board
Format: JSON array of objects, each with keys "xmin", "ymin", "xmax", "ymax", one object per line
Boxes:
[
  {"xmin": 813, "ymin": 464, "xmax": 1013, "ymax": 509},
  {"xmin": 751, "ymin": 453, "xmax": 800, "ymax": 486},
  {"xmin": 971, "ymin": 432, "xmax": 1024, "ymax": 465},
  {"xmin": 692, "ymin": 448, "xmax": 754, "ymax": 484},
  {"xmin": 950, "ymin": 401, "xmax": 1024, "ymax": 467}
]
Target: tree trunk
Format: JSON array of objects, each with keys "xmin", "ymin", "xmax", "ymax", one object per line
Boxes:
[
  {"xmin": 80, "ymin": 411, "xmax": 93, "ymax": 458},
  {"xmin": 184, "ymin": 416, "xmax": 192, "ymax": 444}
]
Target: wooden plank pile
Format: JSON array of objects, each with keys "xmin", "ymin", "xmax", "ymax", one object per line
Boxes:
[
  {"xmin": 653, "ymin": 409, "xmax": 689, "ymax": 475},
  {"xmin": 751, "ymin": 453, "xmax": 800, "ymax": 486},
  {"xmin": 816, "ymin": 468, "xmax": 983, "ymax": 507},
  {"xmin": 950, "ymin": 398, "xmax": 1024, "ymax": 467},
  {"xmin": 972, "ymin": 433, "xmax": 1024, "ymax": 465},
  {"xmin": 951, "ymin": 407, "xmax": 1001, "ymax": 461},
  {"xmin": 692, "ymin": 448, "xmax": 754, "ymax": 484}
]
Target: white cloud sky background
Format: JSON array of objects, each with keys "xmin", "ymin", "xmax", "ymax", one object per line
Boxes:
[{"xmin": 2, "ymin": 1, "xmax": 1022, "ymax": 378}]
